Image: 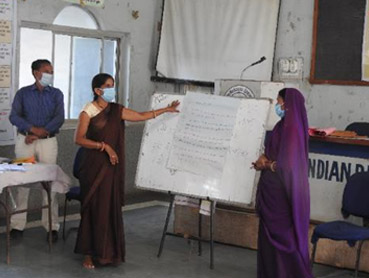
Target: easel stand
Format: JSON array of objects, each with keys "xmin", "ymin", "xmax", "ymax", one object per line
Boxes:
[{"xmin": 157, "ymin": 193, "xmax": 215, "ymax": 269}]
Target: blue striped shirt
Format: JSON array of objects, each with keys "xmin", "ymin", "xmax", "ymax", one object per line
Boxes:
[{"xmin": 9, "ymin": 84, "xmax": 65, "ymax": 134}]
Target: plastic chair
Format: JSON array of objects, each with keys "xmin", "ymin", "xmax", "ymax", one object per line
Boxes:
[
  {"xmin": 62, "ymin": 147, "xmax": 84, "ymax": 240},
  {"xmin": 311, "ymin": 171, "xmax": 369, "ymax": 278},
  {"xmin": 345, "ymin": 122, "xmax": 369, "ymax": 137}
]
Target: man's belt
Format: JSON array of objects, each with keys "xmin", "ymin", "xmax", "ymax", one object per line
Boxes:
[{"xmin": 18, "ymin": 131, "xmax": 56, "ymax": 139}]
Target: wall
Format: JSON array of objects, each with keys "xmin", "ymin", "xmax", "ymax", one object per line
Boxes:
[
  {"xmin": 1, "ymin": 0, "xmax": 368, "ymax": 218},
  {"xmin": 16, "ymin": 0, "xmax": 163, "ymax": 111},
  {"xmin": 0, "ymin": 0, "xmax": 168, "ymax": 217},
  {"xmin": 156, "ymin": 0, "xmax": 369, "ymax": 130},
  {"xmin": 274, "ymin": 0, "xmax": 369, "ymax": 129},
  {"xmin": 15, "ymin": 0, "xmax": 369, "ymax": 137}
]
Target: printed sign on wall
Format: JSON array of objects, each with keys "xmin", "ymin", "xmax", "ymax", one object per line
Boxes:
[
  {"xmin": 308, "ymin": 152, "xmax": 369, "ymax": 222},
  {"xmin": 0, "ymin": 0, "xmax": 14, "ymax": 145}
]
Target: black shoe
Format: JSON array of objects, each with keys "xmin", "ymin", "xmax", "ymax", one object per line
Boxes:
[
  {"xmin": 46, "ymin": 230, "xmax": 58, "ymax": 243},
  {"xmin": 10, "ymin": 229, "xmax": 23, "ymax": 240}
]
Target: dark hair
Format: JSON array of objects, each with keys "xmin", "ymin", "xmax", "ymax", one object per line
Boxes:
[
  {"xmin": 91, "ymin": 73, "xmax": 114, "ymax": 101},
  {"xmin": 31, "ymin": 59, "xmax": 52, "ymax": 73},
  {"xmin": 278, "ymin": 88, "xmax": 286, "ymax": 101}
]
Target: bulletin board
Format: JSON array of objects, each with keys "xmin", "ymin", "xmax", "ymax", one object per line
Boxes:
[
  {"xmin": 310, "ymin": 0, "xmax": 369, "ymax": 85},
  {"xmin": 0, "ymin": 0, "xmax": 16, "ymax": 145}
]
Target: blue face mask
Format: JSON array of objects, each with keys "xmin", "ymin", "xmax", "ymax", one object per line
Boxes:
[
  {"xmin": 39, "ymin": 72, "xmax": 53, "ymax": 87},
  {"xmin": 101, "ymin": 87, "xmax": 116, "ymax": 102},
  {"xmin": 275, "ymin": 103, "xmax": 285, "ymax": 118}
]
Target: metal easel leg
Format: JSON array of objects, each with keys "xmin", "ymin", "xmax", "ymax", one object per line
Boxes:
[
  {"xmin": 209, "ymin": 200, "xmax": 214, "ymax": 269},
  {"xmin": 198, "ymin": 212, "xmax": 202, "ymax": 256},
  {"xmin": 157, "ymin": 193, "xmax": 175, "ymax": 258}
]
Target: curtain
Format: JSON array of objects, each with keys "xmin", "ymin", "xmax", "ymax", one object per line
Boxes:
[{"xmin": 156, "ymin": 0, "xmax": 280, "ymax": 82}]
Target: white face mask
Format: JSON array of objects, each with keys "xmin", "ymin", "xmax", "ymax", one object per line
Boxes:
[{"xmin": 39, "ymin": 72, "xmax": 53, "ymax": 87}]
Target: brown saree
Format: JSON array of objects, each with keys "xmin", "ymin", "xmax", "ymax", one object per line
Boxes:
[{"xmin": 74, "ymin": 103, "xmax": 125, "ymax": 265}]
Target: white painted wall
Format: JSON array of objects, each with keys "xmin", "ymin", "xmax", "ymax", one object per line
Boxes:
[
  {"xmin": 274, "ymin": 0, "xmax": 369, "ymax": 129},
  {"xmin": 155, "ymin": 0, "xmax": 369, "ymax": 130},
  {"xmin": 17, "ymin": 0, "xmax": 162, "ymax": 112},
  {"xmin": 17, "ymin": 0, "xmax": 367, "ymax": 129}
]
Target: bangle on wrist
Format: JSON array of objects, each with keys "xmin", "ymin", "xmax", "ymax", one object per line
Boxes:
[
  {"xmin": 100, "ymin": 141, "xmax": 105, "ymax": 152},
  {"xmin": 270, "ymin": 161, "xmax": 276, "ymax": 172}
]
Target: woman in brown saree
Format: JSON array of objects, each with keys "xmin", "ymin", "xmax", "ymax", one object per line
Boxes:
[{"xmin": 74, "ymin": 73, "xmax": 180, "ymax": 269}]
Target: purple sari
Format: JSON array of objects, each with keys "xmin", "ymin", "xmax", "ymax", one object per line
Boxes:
[{"xmin": 256, "ymin": 88, "xmax": 313, "ymax": 278}]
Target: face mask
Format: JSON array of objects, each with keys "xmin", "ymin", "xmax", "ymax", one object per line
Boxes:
[
  {"xmin": 275, "ymin": 103, "xmax": 285, "ymax": 118},
  {"xmin": 101, "ymin": 87, "xmax": 116, "ymax": 102},
  {"xmin": 39, "ymin": 72, "xmax": 53, "ymax": 87}
]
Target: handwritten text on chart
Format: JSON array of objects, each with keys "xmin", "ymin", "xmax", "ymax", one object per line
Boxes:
[
  {"xmin": 0, "ymin": 87, "xmax": 9, "ymax": 109},
  {"xmin": 0, "ymin": 20, "xmax": 11, "ymax": 44},
  {"xmin": 0, "ymin": 65, "xmax": 10, "ymax": 87},
  {"xmin": 167, "ymin": 92, "xmax": 240, "ymax": 177},
  {"xmin": 0, "ymin": 43, "xmax": 11, "ymax": 65}
]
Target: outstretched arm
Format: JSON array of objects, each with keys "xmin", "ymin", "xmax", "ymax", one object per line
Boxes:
[{"xmin": 121, "ymin": 100, "xmax": 180, "ymax": 122}]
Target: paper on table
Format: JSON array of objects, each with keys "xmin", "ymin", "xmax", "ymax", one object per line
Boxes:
[{"xmin": 0, "ymin": 164, "xmax": 26, "ymax": 172}]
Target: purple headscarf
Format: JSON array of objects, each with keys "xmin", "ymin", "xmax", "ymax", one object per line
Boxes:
[{"xmin": 276, "ymin": 88, "xmax": 310, "ymax": 258}]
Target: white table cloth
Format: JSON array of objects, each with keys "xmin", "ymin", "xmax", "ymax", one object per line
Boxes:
[{"xmin": 0, "ymin": 163, "xmax": 71, "ymax": 193}]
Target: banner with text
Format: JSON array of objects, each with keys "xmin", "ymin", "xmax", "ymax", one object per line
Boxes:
[
  {"xmin": 308, "ymin": 152, "xmax": 369, "ymax": 221},
  {"xmin": 0, "ymin": 0, "xmax": 13, "ymax": 145}
]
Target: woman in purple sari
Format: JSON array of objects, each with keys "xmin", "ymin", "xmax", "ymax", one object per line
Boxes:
[
  {"xmin": 252, "ymin": 88, "xmax": 313, "ymax": 278},
  {"xmin": 74, "ymin": 73, "xmax": 179, "ymax": 269}
]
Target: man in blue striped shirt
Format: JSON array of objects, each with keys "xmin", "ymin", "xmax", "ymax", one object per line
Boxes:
[{"xmin": 9, "ymin": 59, "xmax": 64, "ymax": 243}]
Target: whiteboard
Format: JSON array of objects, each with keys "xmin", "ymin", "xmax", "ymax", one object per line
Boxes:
[{"xmin": 135, "ymin": 93, "xmax": 271, "ymax": 205}]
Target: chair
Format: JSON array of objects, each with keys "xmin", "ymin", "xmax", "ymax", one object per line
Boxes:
[
  {"xmin": 62, "ymin": 147, "xmax": 84, "ymax": 240},
  {"xmin": 311, "ymin": 171, "xmax": 369, "ymax": 278},
  {"xmin": 345, "ymin": 122, "xmax": 369, "ymax": 137}
]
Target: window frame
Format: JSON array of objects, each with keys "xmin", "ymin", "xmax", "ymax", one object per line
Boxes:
[{"xmin": 16, "ymin": 21, "xmax": 131, "ymax": 129}]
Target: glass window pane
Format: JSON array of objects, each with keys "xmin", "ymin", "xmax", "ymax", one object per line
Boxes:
[
  {"xmin": 19, "ymin": 28, "xmax": 52, "ymax": 88},
  {"xmin": 54, "ymin": 34, "xmax": 71, "ymax": 118},
  {"xmin": 70, "ymin": 37, "xmax": 101, "ymax": 119},
  {"xmin": 103, "ymin": 39, "xmax": 117, "ymax": 77}
]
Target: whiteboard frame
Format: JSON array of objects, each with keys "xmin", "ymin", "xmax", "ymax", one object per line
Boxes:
[{"xmin": 135, "ymin": 93, "xmax": 271, "ymax": 206}]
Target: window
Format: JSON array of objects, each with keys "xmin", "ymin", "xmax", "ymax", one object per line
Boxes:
[{"xmin": 18, "ymin": 6, "xmax": 128, "ymax": 121}]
